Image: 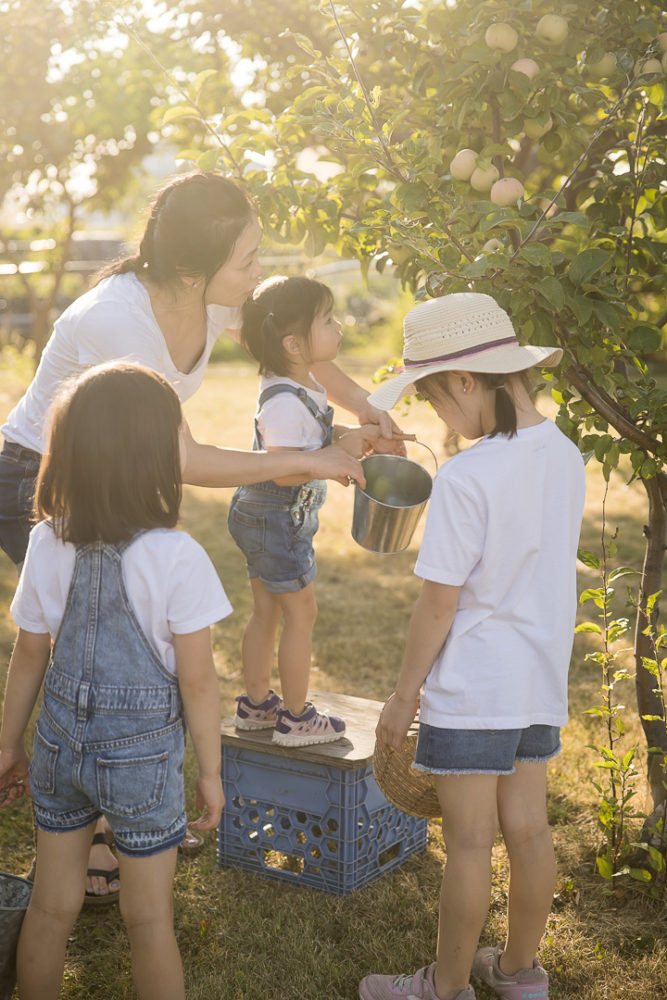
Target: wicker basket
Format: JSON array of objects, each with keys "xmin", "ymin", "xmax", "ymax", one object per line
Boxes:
[{"xmin": 373, "ymin": 729, "xmax": 441, "ymax": 819}]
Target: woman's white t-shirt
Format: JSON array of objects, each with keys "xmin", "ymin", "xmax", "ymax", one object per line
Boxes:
[
  {"xmin": 256, "ymin": 374, "xmax": 330, "ymax": 451},
  {"xmin": 1, "ymin": 273, "xmax": 241, "ymax": 454},
  {"xmin": 415, "ymin": 419, "xmax": 586, "ymax": 730},
  {"xmin": 11, "ymin": 521, "xmax": 232, "ymax": 675}
]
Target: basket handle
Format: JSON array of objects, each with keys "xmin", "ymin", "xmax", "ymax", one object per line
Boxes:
[{"xmin": 392, "ymin": 433, "xmax": 438, "ymax": 473}]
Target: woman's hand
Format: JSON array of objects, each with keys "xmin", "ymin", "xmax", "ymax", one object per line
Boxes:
[
  {"xmin": 335, "ymin": 424, "xmax": 382, "ymax": 459},
  {"xmin": 308, "ymin": 444, "xmax": 366, "ymax": 487},
  {"xmin": 376, "ymin": 692, "xmax": 419, "ymax": 752}
]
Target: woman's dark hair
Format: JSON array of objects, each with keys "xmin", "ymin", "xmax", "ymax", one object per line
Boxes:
[
  {"xmin": 416, "ymin": 369, "xmax": 532, "ymax": 438},
  {"xmin": 240, "ymin": 275, "xmax": 334, "ymax": 377},
  {"xmin": 36, "ymin": 362, "xmax": 183, "ymax": 545},
  {"xmin": 97, "ymin": 171, "xmax": 255, "ymax": 288}
]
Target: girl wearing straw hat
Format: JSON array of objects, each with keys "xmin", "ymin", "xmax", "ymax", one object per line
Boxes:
[{"xmin": 359, "ymin": 293, "xmax": 585, "ymax": 1000}]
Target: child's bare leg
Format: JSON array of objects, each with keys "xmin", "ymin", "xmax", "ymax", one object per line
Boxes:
[
  {"xmin": 118, "ymin": 847, "xmax": 183, "ymax": 1000},
  {"xmin": 18, "ymin": 824, "xmax": 95, "ymax": 1000},
  {"xmin": 276, "ymin": 583, "xmax": 317, "ymax": 716},
  {"xmin": 241, "ymin": 578, "xmax": 281, "ymax": 702},
  {"xmin": 497, "ymin": 760, "xmax": 555, "ymax": 974},
  {"xmin": 432, "ymin": 774, "xmax": 499, "ymax": 999}
]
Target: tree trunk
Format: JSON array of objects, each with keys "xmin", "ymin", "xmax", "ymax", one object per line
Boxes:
[{"xmin": 635, "ymin": 472, "xmax": 667, "ymax": 811}]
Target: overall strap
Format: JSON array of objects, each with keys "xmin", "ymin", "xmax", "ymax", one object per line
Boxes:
[{"xmin": 256, "ymin": 383, "xmax": 334, "ymax": 448}]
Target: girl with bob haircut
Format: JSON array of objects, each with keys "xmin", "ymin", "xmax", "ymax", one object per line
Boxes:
[
  {"xmin": 0, "ymin": 362, "xmax": 231, "ymax": 1000},
  {"xmin": 358, "ymin": 292, "xmax": 585, "ymax": 1000},
  {"xmin": 229, "ymin": 275, "xmax": 374, "ymax": 746}
]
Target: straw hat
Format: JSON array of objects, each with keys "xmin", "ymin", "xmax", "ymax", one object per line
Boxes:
[
  {"xmin": 368, "ymin": 292, "xmax": 562, "ymax": 411},
  {"xmin": 373, "ymin": 729, "xmax": 441, "ymax": 819}
]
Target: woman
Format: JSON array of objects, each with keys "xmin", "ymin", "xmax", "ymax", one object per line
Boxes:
[{"xmin": 0, "ymin": 169, "xmax": 397, "ymax": 902}]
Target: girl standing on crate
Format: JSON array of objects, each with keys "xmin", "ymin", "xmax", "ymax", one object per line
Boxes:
[
  {"xmin": 358, "ymin": 293, "xmax": 585, "ymax": 1000},
  {"xmin": 229, "ymin": 275, "xmax": 375, "ymax": 747},
  {"xmin": 0, "ymin": 362, "xmax": 230, "ymax": 1000}
]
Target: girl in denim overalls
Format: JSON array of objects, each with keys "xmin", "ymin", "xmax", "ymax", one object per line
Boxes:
[
  {"xmin": 228, "ymin": 275, "xmax": 373, "ymax": 747},
  {"xmin": 0, "ymin": 362, "xmax": 231, "ymax": 1000}
]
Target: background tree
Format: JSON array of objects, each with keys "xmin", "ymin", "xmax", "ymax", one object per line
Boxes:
[
  {"xmin": 165, "ymin": 0, "xmax": 667, "ymax": 829},
  {"xmin": 0, "ymin": 0, "xmax": 240, "ymax": 362}
]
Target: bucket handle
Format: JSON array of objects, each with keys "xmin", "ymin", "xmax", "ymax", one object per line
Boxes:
[{"xmin": 392, "ymin": 433, "xmax": 438, "ymax": 473}]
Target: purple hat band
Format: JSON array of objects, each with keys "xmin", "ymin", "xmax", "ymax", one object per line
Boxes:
[{"xmin": 401, "ymin": 334, "xmax": 518, "ymax": 371}]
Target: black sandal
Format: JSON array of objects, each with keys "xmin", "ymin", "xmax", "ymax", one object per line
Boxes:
[{"xmin": 83, "ymin": 832, "xmax": 120, "ymax": 908}]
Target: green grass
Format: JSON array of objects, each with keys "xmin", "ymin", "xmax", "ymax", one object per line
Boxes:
[{"xmin": 0, "ymin": 356, "xmax": 665, "ymax": 1000}]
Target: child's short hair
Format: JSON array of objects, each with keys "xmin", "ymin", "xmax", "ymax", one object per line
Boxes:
[
  {"xmin": 36, "ymin": 362, "xmax": 182, "ymax": 544},
  {"xmin": 241, "ymin": 274, "xmax": 334, "ymax": 377}
]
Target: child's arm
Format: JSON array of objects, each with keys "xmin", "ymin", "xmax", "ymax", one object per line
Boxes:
[
  {"xmin": 0, "ymin": 628, "xmax": 52, "ymax": 806},
  {"xmin": 173, "ymin": 627, "xmax": 225, "ymax": 831},
  {"xmin": 377, "ymin": 580, "xmax": 460, "ymax": 751},
  {"xmin": 333, "ymin": 423, "xmax": 383, "ymax": 458}
]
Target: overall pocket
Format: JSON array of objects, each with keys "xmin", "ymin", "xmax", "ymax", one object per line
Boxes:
[
  {"xmin": 228, "ymin": 504, "xmax": 266, "ymax": 556},
  {"xmin": 96, "ymin": 751, "xmax": 169, "ymax": 818},
  {"xmin": 29, "ymin": 728, "xmax": 60, "ymax": 795}
]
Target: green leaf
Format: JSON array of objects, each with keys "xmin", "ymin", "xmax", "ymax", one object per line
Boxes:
[
  {"xmin": 568, "ymin": 249, "xmax": 612, "ymax": 286},
  {"xmin": 519, "ymin": 243, "xmax": 553, "ymax": 268},
  {"xmin": 536, "ymin": 276, "xmax": 565, "ymax": 310},
  {"xmin": 192, "ymin": 69, "xmax": 217, "ymax": 100},
  {"xmin": 596, "ymin": 855, "xmax": 614, "ymax": 879},
  {"xmin": 162, "ymin": 104, "xmax": 199, "ymax": 125},
  {"xmin": 578, "ymin": 549, "xmax": 601, "ymax": 569}
]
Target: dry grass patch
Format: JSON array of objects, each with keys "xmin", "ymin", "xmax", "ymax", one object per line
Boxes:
[{"xmin": 0, "ymin": 356, "xmax": 665, "ymax": 1000}]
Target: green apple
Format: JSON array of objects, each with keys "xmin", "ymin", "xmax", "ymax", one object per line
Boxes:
[
  {"xmin": 536, "ymin": 14, "xmax": 568, "ymax": 46},
  {"xmin": 657, "ymin": 32, "xmax": 667, "ymax": 52},
  {"xmin": 663, "ymin": 51, "xmax": 667, "ymax": 74},
  {"xmin": 511, "ymin": 58, "xmax": 540, "ymax": 79},
  {"xmin": 450, "ymin": 148, "xmax": 478, "ymax": 181},
  {"xmin": 586, "ymin": 52, "xmax": 617, "ymax": 79},
  {"xmin": 490, "ymin": 178, "xmax": 525, "ymax": 206},
  {"xmin": 482, "ymin": 238, "xmax": 504, "ymax": 252},
  {"xmin": 523, "ymin": 114, "xmax": 553, "ymax": 140},
  {"xmin": 470, "ymin": 163, "xmax": 500, "ymax": 192},
  {"xmin": 484, "ymin": 23, "xmax": 518, "ymax": 53},
  {"xmin": 635, "ymin": 58, "xmax": 663, "ymax": 77}
]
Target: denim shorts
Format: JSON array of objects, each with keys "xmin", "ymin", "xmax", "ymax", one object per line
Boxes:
[
  {"xmin": 30, "ymin": 713, "xmax": 188, "ymax": 857},
  {"xmin": 228, "ymin": 479, "xmax": 326, "ymax": 593},
  {"xmin": 0, "ymin": 440, "xmax": 41, "ymax": 567},
  {"xmin": 413, "ymin": 723, "xmax": 561, "ymax": 776}
]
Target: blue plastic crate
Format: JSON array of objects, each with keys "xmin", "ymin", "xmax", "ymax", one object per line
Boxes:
[{"xmin": 218, "ymin": 692, "xmax": 428, "ymax": 895}]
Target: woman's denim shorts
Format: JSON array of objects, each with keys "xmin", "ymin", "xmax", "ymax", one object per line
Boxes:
[
  {"xmin": 30, "ymin": 713, "xmax": 188, "ymax": 857},
  {"xmin": 413, "ymin": 723, "xmax": 561, "ymax": 776},
  {"xmin": 228, "ymin": 480, "xmax": 326, "ymax": 593},
  {"xmin": 0, "ymin": 440, "xmax": 41, "ymax": 568}
]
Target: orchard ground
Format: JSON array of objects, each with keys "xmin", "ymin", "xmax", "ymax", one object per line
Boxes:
[{"xmin": 0, "ymin": 351, "xmax": 665, "ymax": 1000}]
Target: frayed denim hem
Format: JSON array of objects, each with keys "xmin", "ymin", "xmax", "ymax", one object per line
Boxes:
[
  {"xmin": 516, "ymin": 742, "xmax": 562, "ymax": 764},
  {"xmin": 412, "ymin": 762, "xmax": 514, "ymax": 776}
]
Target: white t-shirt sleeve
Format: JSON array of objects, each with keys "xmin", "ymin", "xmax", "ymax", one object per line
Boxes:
[
  {"xmin": 10, "ymin": 523, "xmax": 67, "ymax": 635},
  {"xmin": 258, "ymin": 394, "xmax": 322, "ymax": 450},
  {"xmin": 414, "ymin": 467, "xmax": 485, "ymax": 586},
  {"xmin": 165, "ymin": 535, "xmax": 233, "ymax": 635}
]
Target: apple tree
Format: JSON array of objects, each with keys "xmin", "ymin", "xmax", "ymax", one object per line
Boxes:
[{"xmin": 165, "ymin": 0, "xmax": 667, "ymax": 833}]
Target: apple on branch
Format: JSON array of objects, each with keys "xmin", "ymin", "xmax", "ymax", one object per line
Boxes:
[
  {"xmin": 523, "ymin": 114, "xmax": 553, "ymax": 140},
  {"xmin": 511, "ymin": 58, "xmax": 540, "ymax": 79},
  {"xmin": 470, "ymin": 163, "xmax": 500, "ymax": 192},
  {"xmin": 490, "ymin": 178, "xmax": 525, "ymax": 206},
  {"xmin": 449, "ymin": 148, "xmax": 478, "ymax": 181},
  {"xmin": 536, "ymin": 14, "xmax": 568, "ymax": 46},
  {"xmin": 484, "ymin": 23, "xmax": 519, "ymax": 53}
]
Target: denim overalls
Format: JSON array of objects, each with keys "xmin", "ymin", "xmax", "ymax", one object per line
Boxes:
[
  {"xmin": 227, "ymin": 383, "xmax": 334, "ymax": 593},
  {"xmin": 30, "ymin": 537, "xmax": 187, "ymax": 856}
]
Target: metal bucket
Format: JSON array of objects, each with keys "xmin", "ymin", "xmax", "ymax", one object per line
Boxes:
[
  {"xmin": 352, "ymin": 449, "xmax": 435, "ymax": 553},
  {"xmin": 0, "ymin": 872, "xmax": 32, "ymax": 1000}
]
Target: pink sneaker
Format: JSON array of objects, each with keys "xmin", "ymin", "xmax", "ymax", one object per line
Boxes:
[
  {"xmin": 472, "ymin": 947, "xmax": 548, "ymax": 1000},
  {"xmin": 359, "ymin": 963, "xmax": 475, "ymax": 1000},
  {"xmin": 272, "ymin": 702, "xmax": 345, "ymax": 747},
  {"xmin": 234, "ymin": 690, "xmax": 282, "ymax": 730}
]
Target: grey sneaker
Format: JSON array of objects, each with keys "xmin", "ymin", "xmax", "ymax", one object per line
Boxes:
[
  {"xmin": 272, "ymin": 702, "xmax": 345, "ymax": 747},
  {"xmin": 359, "ymin": 964, "xmax": 475, "ymax": 1000},
  {"xmin": 234, "ymin": 690, "xmax": 282, "ymax": 730},
  {"xmin": 472, "ymin": 946, "xmax": 548, "ymax": 1000}
]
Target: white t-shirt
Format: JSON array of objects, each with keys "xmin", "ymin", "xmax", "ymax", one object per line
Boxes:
[
  {"xmin": 11, "ymin": 521, "xmax": 233, "ymax": 675},
  {"xmin": 1, "ymin": 273, "xmax": 242, "ymax": 454},
  {"xmin": 256, "ymin": 374, "xmax": 330, "ymax": 451},
  {"xmin": 415, "ymin": 419, "xmax": 585, "ymax": 730}
]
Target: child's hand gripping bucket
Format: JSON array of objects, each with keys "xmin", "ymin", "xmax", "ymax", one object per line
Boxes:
[
  {"xmin": 351, "ymin": 438, "xmax": 437, "ymax": 554},
  {"xmin": 0, "ymin": 872, "xmax": 32, "ymax": 1000}
]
